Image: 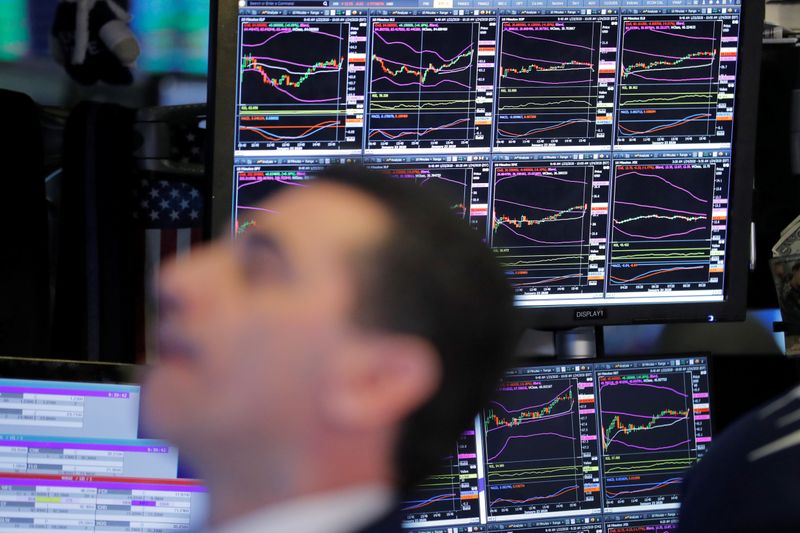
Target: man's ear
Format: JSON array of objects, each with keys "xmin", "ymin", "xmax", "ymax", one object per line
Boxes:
[{"xmin": 321, "ymin": 334, "xmax": 442, "ymax": 430}]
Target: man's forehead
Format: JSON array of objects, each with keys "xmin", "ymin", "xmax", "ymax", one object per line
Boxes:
[{"xmin": 254, "ymin": 181, "xmax": 394, "ymax": 255}]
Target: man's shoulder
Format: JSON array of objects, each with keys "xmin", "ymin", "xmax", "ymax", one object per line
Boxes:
[{"xmin": 678, "ymin": 386, "xmax": 800, "ymax": 532}]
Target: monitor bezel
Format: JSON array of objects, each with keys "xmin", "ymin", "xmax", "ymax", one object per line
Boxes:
[
  {"xmin": 206, "ymin": 1, "xmax": 763, "ymax": 329},
  {"xmin": 0, "ymin": 356, "xmax": 141, "ymax": 385}
]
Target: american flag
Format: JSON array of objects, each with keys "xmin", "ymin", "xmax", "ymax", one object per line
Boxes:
[{"xmin": 134, "ymin": 177, "xmax": 205, "ymax": 363}]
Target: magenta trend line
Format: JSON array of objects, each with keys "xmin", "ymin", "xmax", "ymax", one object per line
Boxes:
[
  {"xmin": 603, "ymin": 410, "xmax": 687, "ymax": 420},
  {"xmin": 418, "ymin": 175, "xmax": 467, "ymax": 187},
  {"xmin": 495, "ymin": 172, "xmax": 586, "ymax": 186},
  {"xmin": 237, "ymin": 205, "xmax": 277, "ymax": 214},
  {"xmin": 499, "ymin": 223, "xmax": 584, "ymax": 245},
  {"xmin": 242, "ymin": 29, "xmax": 292, "ymax": 47},
  {"xmin": 491, "ymin": 386, "xmax": 573, "ymax": 413},
  {"xmin": 599, "ymin": 381, "xmax": 688, "ymax": 397},
  {"xmin": 243, "ymin": 29, "xmax": 344, "ymax": 48},
  {"xmin": 487, "ymin": 409, "xmax": 574, "ymax": 433},
  {"xmin": 374, "ymin": 55, "xmax": 472, "ymax": 74},
  {"xmin": 624, "ymin": 48, "xmax": 712, "ymax": 60},
  {"xmin": 489, "ymin": 432, "xmax": 576, "ymax": 461},
  {"xmin": 495, "ymin": 198, "xmax": 578, "ymax": 214},
  {"xmin": 372, "ymin": 76, "xmax": 472, "ymax": 90},
  {"xmin": 503, "ymin": 75, "xmax": 592, "ymax": 85},
  {"xmin": 248, "ymin": 56, "xmax": 340, "ymax": 70},
  {"xmin": 608, "ymin": 439, "xmax": 691, "ymax": 452},
  {"xmin": 237, "ymin": 179, "xmax": 308, "ymax": 191},
  {"xmin": 613, "ymin": 226, "xmax": 707, "ymax": 240},
  {"xmin": 242, "ymin": 70, "xmax": 341, "ymax": 103},
  {"xmin": 614, "ymin": 201, "xmax": 706, "ymax": 217},
  {"xmin": 501, "ymin": 51, "xmax": 589, "ymax": 64},
  {"xmin": 615, "ymin": 171, "xmax": 708, "ymax": 203},
  {"xmin": 504, "ymin": 29, "xmax": 596, "ymax": 51},
  {"xmin": 374, "ymin": 43, "xmax": 473, "ymax": 67},
  {"xmin": 372, "ymin": 30, "xmax": 472, "ymax": 63}
]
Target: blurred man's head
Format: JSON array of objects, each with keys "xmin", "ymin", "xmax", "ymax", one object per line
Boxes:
[
  {"xmin": 143, "ymin": 164, "xmax": 516, "ymax": 505},
  {"xmin": 792, "ymin": 263, "xmax": 800, "ymax": 289}
]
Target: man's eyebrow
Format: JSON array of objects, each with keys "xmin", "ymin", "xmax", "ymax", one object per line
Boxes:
[{"xmin": 242, "ymin": 231, "xmax": 292, "ymax": 271}]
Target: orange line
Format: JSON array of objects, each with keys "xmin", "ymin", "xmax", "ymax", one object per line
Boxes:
[{"xmin": 240, "ymin": 121, "xmax": 341, "ymax": 141}]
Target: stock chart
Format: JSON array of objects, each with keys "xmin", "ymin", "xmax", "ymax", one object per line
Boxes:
[
  {"xmin": 365, "ymin": 158, "xmax": 490, "ymax": 232},
  {"xmin": 483, "ymin": 366, "xmax": 601, "ymax": 520},
  {"xmin": 596, "ymin": 359, "xmax": 712, "ymax": 511},
  {"xmin": 230, "ymin": 4, "xmax": 744, "ymax": 308},
  {"xmin": 234, "ymin": 164, "xmax": 322, "ymax": 233},
  {"xmin": 491, "ymin": 159, "xmax": 609, "ymax": 297},
  {"xmin": 366, "ymin": 17, "xmax": 496, "ymax": 151},
  {"xmin": 616, "ymin": 16, "xmax": 737, "ymax": 147},
  {"xmin": 495, "ymin": 16, "xmax": 617, "ymax": 150},
  {"xmin": 237, "ymin": 17, "xmax": 366, "ymax": 152},
  {"xmin": 608, "ymin": 157, "xmax": 729, "ymax": 293},
  {"xmin": 401, "ymin": 431, "xmax": 482, "ymax": 526}
]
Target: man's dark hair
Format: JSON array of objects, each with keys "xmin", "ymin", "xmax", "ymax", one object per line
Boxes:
[
  {"xmin": 316, "ymin": 163, "xmax": 519, "ymax": 492},
  {"xmin": 793, "ymin": 263, "xmax": 800, "ymax": 273}
]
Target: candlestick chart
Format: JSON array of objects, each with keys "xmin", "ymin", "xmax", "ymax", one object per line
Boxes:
[
  {"xmin": 616, "ymin": 18, "xmax": 725, "ymax": 145},
  {"xmin": 609, "ymin": 163, "xmax": 715, "ymax": 289},
  {"xmin": 597, "ymin": 371, "xmax": 696, "ymax": 509},
  {"xmin": 491, "ymin": 164, "xmax": 596, "ymax": 292},
  {"xmin": 483, "ymin": 376, "xmax": 600, "ymax": 518},
  {"xmin": 495, "ymin": 20, "xmax": 603, "ymax": 148},
  {"xmin": 367, "ymin": 19, "xmax": 490, "ymax": 150},
  {"xmin": 237, "ymin": 20, "xmax": 365, "ymax": 151}
]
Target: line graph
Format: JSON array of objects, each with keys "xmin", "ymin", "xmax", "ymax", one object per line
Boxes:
[
  {"xmin": 367, "ymin": 161, "xmax": 490, "ymax": 232},
  {"xmin": 401, "ymin": 431, "xmax": 481, "ymax": 525},
  {"xmin": 483, "ymin": 369, "xmax": 601, "ymax": 519},
  {"xmin": 609, "ymin": 162, "xmax": 717, "ymax": 291},
  {"xmin": 237, "ymin": 18, "xmax": 366, "ymax": 151},
  {"xmin": 597, "ymin": 361, "xmax": 708, "ymax": 511},
  {"xmin": 491, "ymin": 161, "xmax": 609, "ymax": 297},
  {"xmin": 616, "ymin": 17, "xmax": 730, "ymax": 146},
  {"xmin": 234, "ymin": 165, "xmax": 317, "ymax": 233},
  {"xmin": 494, "ymin": 16, "xmax": 617, "ymax": 150},
  {"xmin": 366, "ymin": 17, "xmax": 495, "ymax": 151}
]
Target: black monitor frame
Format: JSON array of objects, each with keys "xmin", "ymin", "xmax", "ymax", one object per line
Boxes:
[
  {"xmin": 0, "ymin": 356, "xmax": 140, "ymax": 384},
  {"xmin": 206, "ymin": 1, "xmax": 764, "ymax": 330}
]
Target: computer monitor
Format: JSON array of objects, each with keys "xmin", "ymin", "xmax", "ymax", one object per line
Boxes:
[
  {"xmin": 208, "ymin": 0, "xmax": 762, "ymax": 329},
  {"xmin": 0, "ymin": 357, "xmax": 208, "ymax": 532},
  {"xmin": 400, "ymin": 355, "xmax": 712, "ymax": 532}
]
